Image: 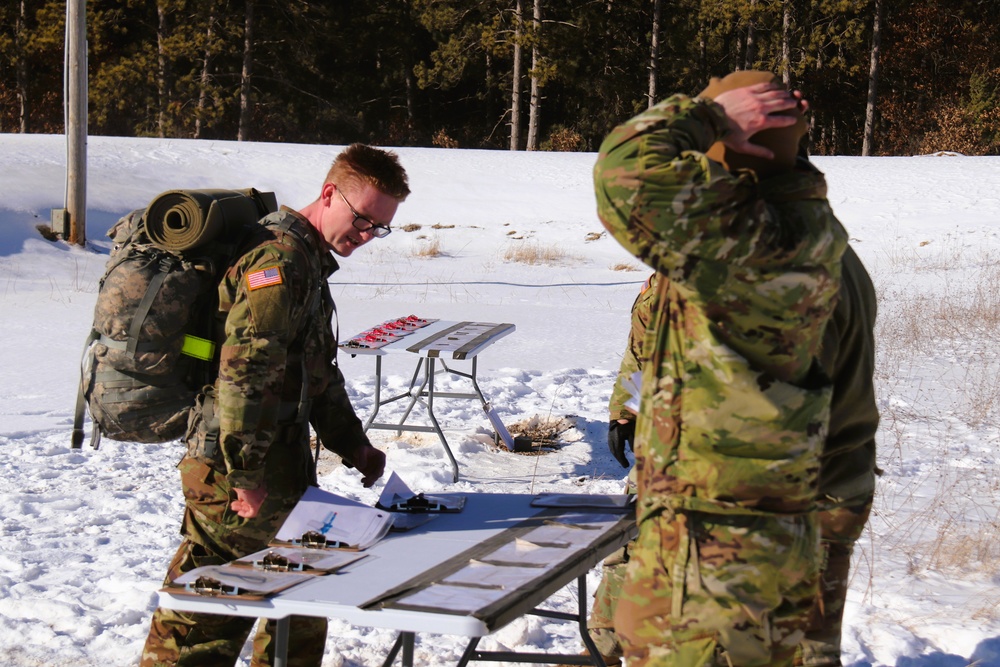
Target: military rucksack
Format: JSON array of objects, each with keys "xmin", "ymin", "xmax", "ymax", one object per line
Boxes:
[{"xmin": 71, "ymin": 188, "xmax": 278, "ymax": 450}]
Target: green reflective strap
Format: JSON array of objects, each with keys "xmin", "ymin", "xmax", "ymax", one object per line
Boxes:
[{"xmin": 181, "ymin": 334, "xmax": 216, "ymax": 361}]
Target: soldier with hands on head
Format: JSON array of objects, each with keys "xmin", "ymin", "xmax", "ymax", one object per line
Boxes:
[
  {"xmin": 593, "ymin": 71, "xmax": 849, "ymax": 667},
  {"xmin": 140, "ymin": 143, "xmax": 409, "ymax": 667},
  {"xmin": 589, "ymin": 250, "xmax": 878, "ymax": 667}
]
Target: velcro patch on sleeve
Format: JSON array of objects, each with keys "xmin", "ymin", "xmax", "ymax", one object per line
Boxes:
[{"xmin": 246, "ymin": 266, "xmax": 283, "ymax": 291}]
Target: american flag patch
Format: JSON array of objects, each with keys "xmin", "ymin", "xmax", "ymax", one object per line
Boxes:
[{"xmin": 246, "ymin": 266, "xmax": 283, "ymax": 290}]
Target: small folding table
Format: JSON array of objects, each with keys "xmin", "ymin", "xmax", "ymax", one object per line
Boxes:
[{"xmin": 340, "ymin": 318, "xmax": 516, "ymax": 482}]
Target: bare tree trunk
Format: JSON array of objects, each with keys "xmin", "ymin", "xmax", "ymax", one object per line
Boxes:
[
  {"xmin": 510, "ymin": 0, "xmax": 524, "ymax": 151},
  {"xmin": 406, "ymin": 68, "xmax": 416, "ymax": 125},
  {"xmin": 16, "ymin": 0, "xmax": 28, "ymax": 132},
  {"xmin": 863, "ymin": 0, "xmax": 883, "ymax": 156},
  {"xmin": 238, "ymin": 0, "xmax": 254, "ymax": 142},
  {"xmin": 780, "ymin": 0, "xmax": 791, "ymax": 85},
  {"xmin": 744, "ymin": 0, "xmax": 757, "ymax": 70},
  {"xmin": 697, "ymin": 16, "xmax": 708, "ymax": 78},
  {"xmin": 526, "ymin": 0, "xmax": 541, "ymax": 150},
  {"xmin": 647, "ymin": 0, "xmax": 661, "ymax": 107},
  {"xmin": 194, "ymin": 12, "xmax": 215, "ymax": 140},
  {"xmin": 157, "ymin": 3, "xmax": 168, "ymax": 138}
]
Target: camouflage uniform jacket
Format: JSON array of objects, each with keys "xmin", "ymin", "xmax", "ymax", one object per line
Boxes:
[
  {"xmin": 191, "ymin": 207, "xmax": 369, "ymax": 489},
  {"xmin": 609, "ymin": 273, "xmax": 660, "ymax": 422},
  {"xmin": 817, "ymin": 245, "xmax": 879, "ymax": 505},
  {"xmin": 593, "ymin": 94, "xmax": 848, "ymax": 523}
]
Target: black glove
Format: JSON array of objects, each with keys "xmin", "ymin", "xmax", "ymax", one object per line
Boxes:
[{"xmin": 607, "ymin": 420, "xmax": 635, "ymax": 468}]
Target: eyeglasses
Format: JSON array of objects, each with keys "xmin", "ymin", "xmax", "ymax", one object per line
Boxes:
[{"xmin": 336, "ymin": 187, "xmax": 391, "ymax": 238}]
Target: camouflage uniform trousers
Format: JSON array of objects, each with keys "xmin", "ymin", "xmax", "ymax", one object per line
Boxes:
[
  {"xmin": 614, "ymin": 509, "xmax": 821, "ymax": 667},
  {"xmin": 141, "ymin": 433, "xmax": 325, "ymax": 667},
  {"xmin": 592, "ymin": 499, "xmax": 871, "ymax": 667},
  {"xmin": 796, "ymin": 497, "xmax": 873, "ymax": 667},
  {"xmin": 588, "ymin": 470, "xmax": 638, "ymax": 661},
  {"xmin": 589, "ymin": 541, "xmax": 632, "ymax": 662}
]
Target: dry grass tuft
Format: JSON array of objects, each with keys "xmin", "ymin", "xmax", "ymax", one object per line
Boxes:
[
  {"xmin": 506, "ymin": 415, "xmax": 575, "ymax": 455},
  {"xmin": 411, "ymin": 236, "xmax": 443, "ymax": 258},
  {"xmin": 610, "ymin": 262, "xmax": 641, "ymax": 272},
  {"xmin": 36, "ymin": 224, "xmax": 59, "ymax": 241},
  {"xmin": 502, "ymin": 242, "xmax": 575, "ymax": 265},
  {"xmin": 864, "ymin": 241, "xmax": 1000, "ymax": 593},
  {"xmin": 400, "ymin": 223, "xmax": 422, "ymax": 232}
]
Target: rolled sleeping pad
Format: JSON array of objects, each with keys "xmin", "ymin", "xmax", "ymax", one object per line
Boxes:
[{"xmin": 144, "ymin": 189, "xmax": 277, "ymax": 252}]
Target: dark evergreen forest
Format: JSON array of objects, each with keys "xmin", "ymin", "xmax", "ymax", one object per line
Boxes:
[{"xmin": 2, "ymin": 0, "xmax": 998, "ymax": 156}]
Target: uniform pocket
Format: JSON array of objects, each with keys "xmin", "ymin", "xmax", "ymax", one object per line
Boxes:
[{"xmin": 185, "ymin": 387, "xmax": 221, "ymax": 465}]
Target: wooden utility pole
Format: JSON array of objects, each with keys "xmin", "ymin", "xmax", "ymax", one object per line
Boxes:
[{"xmin": 66, "ymin": 0, "xmax": 88, "ymax": 246}]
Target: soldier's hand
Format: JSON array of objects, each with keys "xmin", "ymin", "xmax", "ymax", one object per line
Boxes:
[
  {"xmin": 608, "ymin": 419, "xmax": 636, "ymax": 468},
  {"xmin": 231, "ymin": 484, "xmax": 268, "ymax": 519},
  {"xmin": 354, "ymin": 444, "xmax": 386, "ymax": 488},
  {"xmin": 714, "ymin": 82, "xmax": 803, "ymax": 159}
]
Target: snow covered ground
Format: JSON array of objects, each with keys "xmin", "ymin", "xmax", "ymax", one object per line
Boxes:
[{"xmin": 1, "ymin": 133, "xmax": 999, "ymax": 666}]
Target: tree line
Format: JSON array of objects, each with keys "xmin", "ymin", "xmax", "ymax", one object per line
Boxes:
[{"xmin": 2, "ymin": 0, "xmax": 998, "ymax": 156}]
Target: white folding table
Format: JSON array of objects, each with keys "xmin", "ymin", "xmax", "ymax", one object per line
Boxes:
[
  {"xmin": 157, "ymin": 492, "xmax": 636, "ymax": 667},
  {"xmin": 340, "ymin": 319, "xmax": 517, "ymax": 482}
]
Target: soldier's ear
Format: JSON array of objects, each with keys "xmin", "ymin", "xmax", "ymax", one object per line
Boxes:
[{"xmin": 321, "ymin": 181, "xmax": 336, "ymax": 205}]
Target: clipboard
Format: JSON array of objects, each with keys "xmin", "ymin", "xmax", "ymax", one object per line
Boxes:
[
  {"xmin": 270, "ymin": 530, "xmax": 363, "ymax": 551},
  {"xmin": 271, "ymin": 487, "xmax": 394, "ymax": 551},
  {"xmin": 232, "ymin": 546, "xmax": 366, "ymax": 573},
  {"xmin": 376, "ymin": 492, "xmax": 466, "ymax": 514},
  {"xmin": 164, "ymin": 564, "xmax": 315, "ymax": 600},
  {"xmin": 375, "ymin": 472, "xmax": 466, "ymax": 514}
]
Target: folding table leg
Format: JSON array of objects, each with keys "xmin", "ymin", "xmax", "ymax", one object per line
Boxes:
[
  {"xmin": 273, "ymin": 616, "xmax": 290, "ymax": 667},
  {"xmin": 397, "ymin": 358, "xmax": 429, "ymax": 432},
  {"xmin": 425, "ymin": 358, "xmax": 460, "ymax": 482},
  {"xmin": 363, "ymin": 356, "xmax": 384, "ymax": 431},
  {"xmin": 451, "ymin": 576, "xmax": 607, "ymax": 666},
  {"xmin": 381, "ymin": 631, "xmax": 416, "ymax": 667}
]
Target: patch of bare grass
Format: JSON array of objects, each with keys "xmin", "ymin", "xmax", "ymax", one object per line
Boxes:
[
  {"xmin": 610, "ymin": 262, "xmax": 641, "ymax": 272},
  {"xmin": 411, "ymin": 236, "xmax": 443, "ymax": 258},
  {"xmin": 506, "ymin": 415, "xmax": 575, "ymax": 455},
  {"xmin": 865, "ymin": 242, "xmax": 1000, "ymax": 598},
  {"xmin": 502, "ymin": 242, "xmax": 575, "ymax": 265}
]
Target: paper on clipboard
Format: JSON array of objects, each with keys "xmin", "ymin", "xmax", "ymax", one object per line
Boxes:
[
  {"xmin": 376, "ymin": 472, "xmax": 466, "ymax": 513},
  {"xmin": 273, "ymin": 486, "xmax": 393, "ymax": 550},
  {"xmin": 169, "ymin": 565, "xmax": 314, "ymax": 597},
  {"xmin": 621, "ymin": 370, "xmax": 642, "ymax": 415},
  {"xmin": 234, "ymin": 547, "xmax": 365, "ymax": 573}
]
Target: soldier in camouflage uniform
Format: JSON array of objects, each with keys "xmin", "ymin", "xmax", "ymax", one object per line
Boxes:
[
  {"xmin": 588, "ymin": 249, "xmax": 878, "ymax": 666},
  {"xmin": 592, "ymin": 71, "xmax": 849, "ymax": 667},
  {"xmin": 140, "ymin": 144, "xmax": 410, "ymax": 667},
  {"xmin": 799, "ymin": 244, "xmax": 879, "ymax": 666},
  {"xmin": 587, "ymin": 273, "xmax": 659, "ymax": 664}
]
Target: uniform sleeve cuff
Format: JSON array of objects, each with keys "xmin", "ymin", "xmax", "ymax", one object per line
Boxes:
[
  {"xmin": 691, "ymin": 97, "xmax": 730, "ymax": 145},
  {"xmin": 227, "ymin": 468, "xmax": 266, "ymax": 490}
]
